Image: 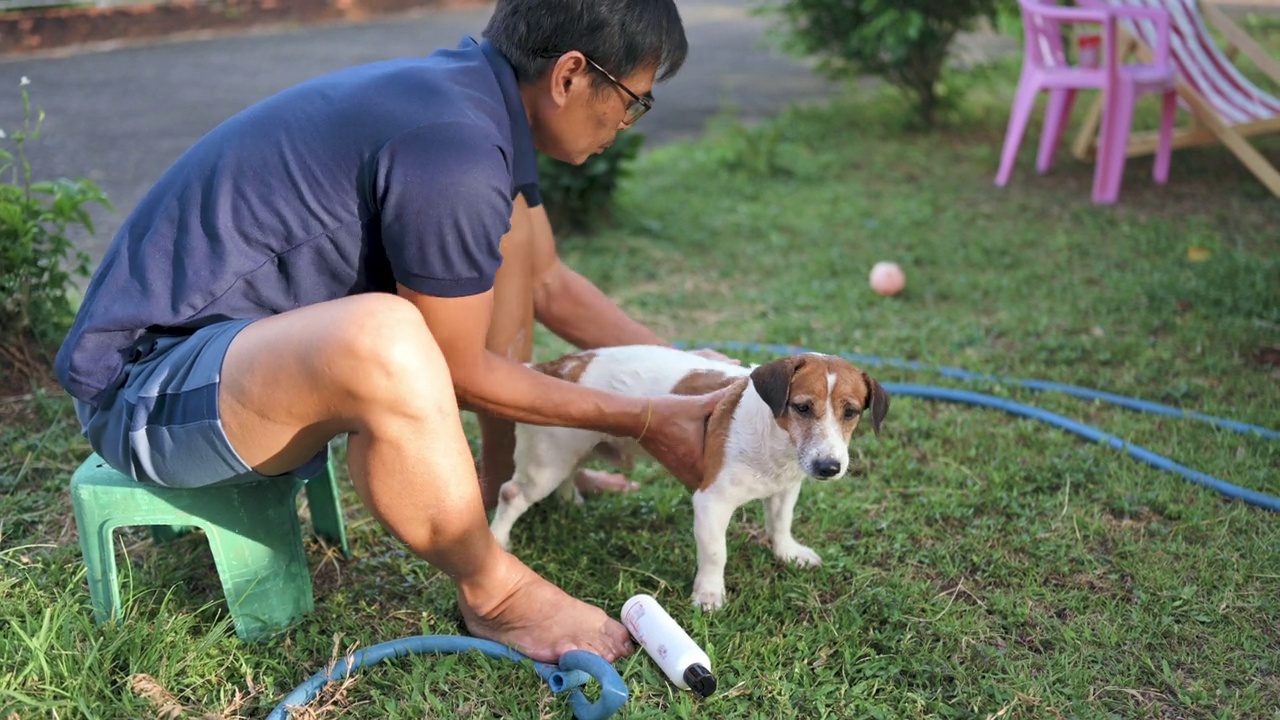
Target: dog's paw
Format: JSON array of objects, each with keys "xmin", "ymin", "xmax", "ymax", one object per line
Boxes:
[
  {"xmin": 690, "ymin": 586, "xmax": 726, "ymax": 612},
  {"xmin": 490, "ymin": 529, "xmax": 513, "ymax": 551},
  {"xmin": 775, "ymin": 543, "xmax": 823, "ymax": 568}
]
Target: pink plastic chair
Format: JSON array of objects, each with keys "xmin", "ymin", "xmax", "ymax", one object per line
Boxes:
[
  {"xmin": 995, "ymin": 0, "xmax": 1178, "ymax": 203},
  {"xmin": 1079, "ymin": 0, "xmax": 1280, "ymax": 198}
]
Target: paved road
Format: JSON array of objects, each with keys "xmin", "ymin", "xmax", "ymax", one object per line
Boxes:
[{"xmin": 0, "ymin": 0, "xmax": 840, "ymax": 266}]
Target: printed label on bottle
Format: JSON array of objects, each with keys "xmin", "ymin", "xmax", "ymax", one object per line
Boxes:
[{"xmin": 623, "ymin": 604, "xmax": 646, "ymax": 643}]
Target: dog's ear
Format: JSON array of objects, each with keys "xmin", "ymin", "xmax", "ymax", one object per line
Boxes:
[
  {"xmin": 863, "ymin": 372, "xmax": 890, "ymax": 436},
  {"xmin": 750, "ymin": 356, "xmax": 804, "ymax": 418}
]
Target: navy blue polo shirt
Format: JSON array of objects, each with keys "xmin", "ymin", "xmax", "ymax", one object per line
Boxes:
[{"xmin": 55, "ymin": 37, "xmax": 541, "ymax": 406}]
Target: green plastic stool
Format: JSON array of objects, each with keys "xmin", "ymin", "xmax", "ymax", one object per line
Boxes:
[{"xmin": 70, "ymin": 451, "xmax": 350, "ymax": 641}]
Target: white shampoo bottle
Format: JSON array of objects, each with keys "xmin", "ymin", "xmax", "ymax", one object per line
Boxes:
[{"xmin": 621, "ymin": 593, "xmax": 717, "ymax": 698}]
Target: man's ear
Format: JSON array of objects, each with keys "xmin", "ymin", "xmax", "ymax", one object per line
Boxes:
[
  {"xmin": 750, "ymin": 356, "xmax": 804, "ymax": 418},
  {"xmin": 548, "ymin": 52, "xmax": 590, "ymax": 107}
]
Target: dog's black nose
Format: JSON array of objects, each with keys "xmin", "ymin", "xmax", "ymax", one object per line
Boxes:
[{"xmin": 813, "ymin": 459, "xmax": 842, "ymax": 478}]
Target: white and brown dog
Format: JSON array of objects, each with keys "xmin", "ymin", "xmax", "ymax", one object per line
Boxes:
[{"xmin": 488, "ymin": 345, "xmax": 889, "ymax": 610}]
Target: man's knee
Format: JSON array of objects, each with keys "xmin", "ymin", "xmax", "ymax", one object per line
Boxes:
[{"xmin": 325, "ymin": 294, "xmax": 452, "ymax": 412}]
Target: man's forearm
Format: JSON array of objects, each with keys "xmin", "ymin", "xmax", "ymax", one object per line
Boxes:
[
  {"xmin": 453, "ymin": 348, "xmax": 649, "ymax": 436},
  {"xmin": 396, "ymin": 280, "xmax": 649, "ymax": 436},
  {"xmin": 534, "ymin": 265, "xmax": 668, "ymax": 349}
]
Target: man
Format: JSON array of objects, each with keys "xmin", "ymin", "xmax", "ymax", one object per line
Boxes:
[{"xmin": 55, "ymin": 0, "xmax": 723, "ymax": 664}]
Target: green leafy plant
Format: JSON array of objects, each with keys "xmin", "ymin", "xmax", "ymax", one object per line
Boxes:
[
  {"xmin": 536, "ymin": 130, "xmax": 644, "ymax": 235},
  {"xmin": 767, "ymin": 0, "xmax": 1013, "ymax": 127},
  {"xmin": 1, "ymin": 77, "xmax": 110, "ymax": 377},
  {"xmin": 704, "ymin": 115, "xmax": 794, "ymax": 178}
]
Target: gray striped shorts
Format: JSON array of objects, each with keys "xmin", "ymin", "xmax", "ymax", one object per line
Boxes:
[{"xmin": 74, "ymin": 318, "xmax": 327, "ymax": 487}]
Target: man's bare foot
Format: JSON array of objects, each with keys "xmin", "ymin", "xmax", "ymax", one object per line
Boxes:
[
  {"xmin": 457, "ymin": 550, "xmax": 634, "ymax": 663},
  {"xmin": 573, "ymin": 468, "xmax": 640, "ymax": 497}
]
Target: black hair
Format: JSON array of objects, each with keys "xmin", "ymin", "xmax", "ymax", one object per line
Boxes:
[{"xmin": 482, "ymin": 0, "xmax": 688, "ymax": 89}]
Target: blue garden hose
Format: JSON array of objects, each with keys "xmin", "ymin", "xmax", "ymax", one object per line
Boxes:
[
  {"xmin": 685, "ymin": 340, "xmax": 1279, "ymax": 440},
  {"xmin": 269, "ymin": 636, "xmax": 627, "ymax": 720},
  {"xmin": 883, "ymin": 383, "xmax": 1280, "ymax": 512},
  {"xmin": 676, "ymin": 340, "xmax": 1280, "ymax": 511}
]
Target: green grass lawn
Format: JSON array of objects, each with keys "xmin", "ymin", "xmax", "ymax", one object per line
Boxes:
[{"xmin": 3, "ymin": 53, "xmax": 1279, "ymax": 719}]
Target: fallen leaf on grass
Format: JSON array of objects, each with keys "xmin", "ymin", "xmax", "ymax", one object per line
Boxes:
[{"xmin": 1186, "ymin": 246, "xmax": 1212, "ymax": 262}]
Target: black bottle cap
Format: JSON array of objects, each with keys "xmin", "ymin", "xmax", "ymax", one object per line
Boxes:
[{"xmin": 683, "ymin": 663, "xmax": 717, "ymax": 698}]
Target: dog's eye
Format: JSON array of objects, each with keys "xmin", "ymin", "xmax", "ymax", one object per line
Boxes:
[
  {"xmin": 791, "ymin": 402, "xmax": 812, "ymax": 416},
  {"xmin": 844, "ymin": 406, "xmax": 858, "ymax": 420}
]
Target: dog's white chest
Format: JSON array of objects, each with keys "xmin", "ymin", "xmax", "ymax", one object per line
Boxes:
[{"xmin": 713, "ymin": 395, "xmax": 807, "ymax": 499}]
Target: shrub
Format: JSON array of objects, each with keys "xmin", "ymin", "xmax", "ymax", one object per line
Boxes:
[
  {"xmin": 536, "ymin": 130, "xmax": 644, "ymax": 235},
  {"xmin": 768, "ymin": 0, "xmax": 1013, "ymax": 127},
  {"xmin": 1, "ymin": 77, "xmax": 110, "ymax": 380}
]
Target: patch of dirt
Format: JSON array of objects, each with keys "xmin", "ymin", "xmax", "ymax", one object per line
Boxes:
[
  {"xmin": 1101, "ymin": 505, "xmax": 1164, "ymax": 531},
  {"xmin": 1, "ymin": 0, "xmax": 487, "ymax": 58},
  {"xmin": 0, "ymin": 339, "xmax": 62, "ymax": 416},
  {"xmin": 1252, "ymin": 345, "xmax": 1280, "ymax": 368}
]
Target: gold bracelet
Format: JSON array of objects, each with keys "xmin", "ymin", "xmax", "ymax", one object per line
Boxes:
[{"xmin": 637, "ymin": 399, "xmax": 653, "ymax": 441}]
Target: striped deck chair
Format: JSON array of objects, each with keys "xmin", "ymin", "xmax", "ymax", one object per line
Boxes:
[{"xmin": 1072, "ymin": 0, "xmax": 1280, "ymax": 197}]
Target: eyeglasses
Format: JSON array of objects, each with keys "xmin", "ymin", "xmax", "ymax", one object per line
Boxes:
[
  {"xmin": 538, "ymin": 50, "xmax": 654, "ymax": 125},
  {"xmin": 580, "ymin": 55, "xmax": 653, "ymax": 125}
]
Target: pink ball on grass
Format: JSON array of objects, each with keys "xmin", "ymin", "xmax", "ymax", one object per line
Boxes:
[{"xmin": 869, "ymin": 262, "xmax": 906, "ymax": 297}]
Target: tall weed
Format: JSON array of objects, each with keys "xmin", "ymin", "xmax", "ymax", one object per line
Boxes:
[{"xmin": 0, "ymin": 77, "xmax": 109, "ymax": 379}]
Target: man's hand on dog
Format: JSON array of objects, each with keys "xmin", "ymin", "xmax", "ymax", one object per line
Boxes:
[{"xmin": 639, "ymin": 389, "xmax": 730, "ymax": 488}]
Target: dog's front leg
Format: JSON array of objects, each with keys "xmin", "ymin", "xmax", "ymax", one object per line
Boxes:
[
  {"xmin": 691, "ymin": 488, "xmax": 736, "ymax": 611},
  {"xmin": 764, "ymin": 483, "xmax": 821, "ymax": 568}
]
